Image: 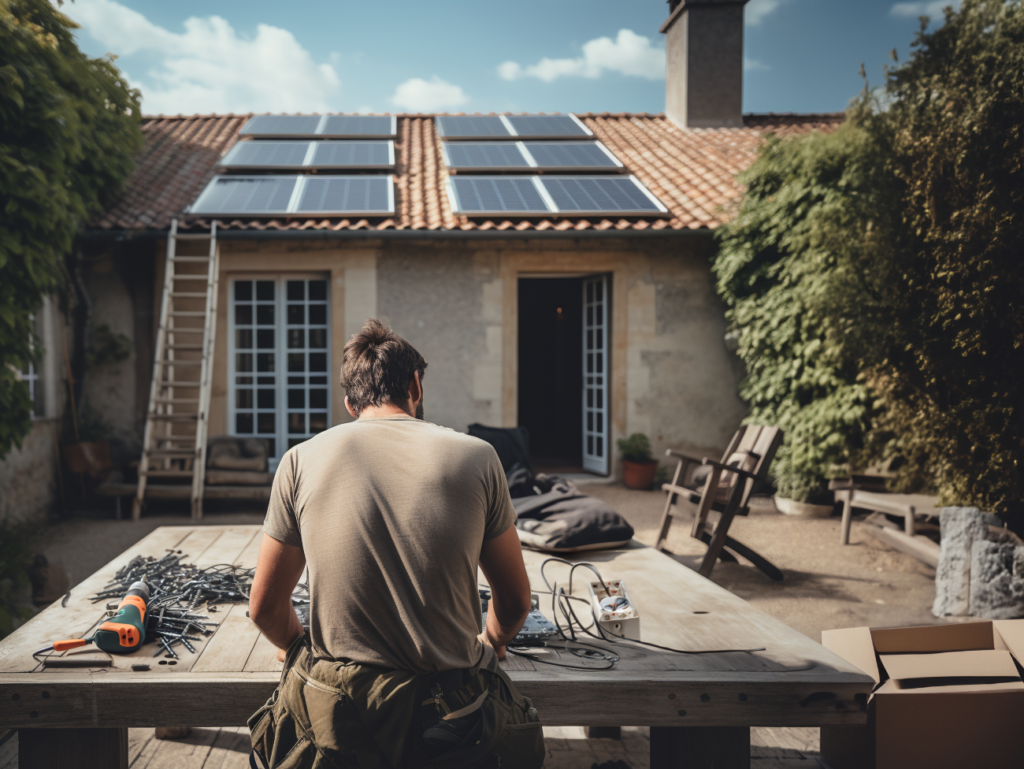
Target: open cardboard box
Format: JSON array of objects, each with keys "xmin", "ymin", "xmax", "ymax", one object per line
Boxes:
[{"xmin": 820, "ymin": 620, "xmax": 1024, "ymax": 769}]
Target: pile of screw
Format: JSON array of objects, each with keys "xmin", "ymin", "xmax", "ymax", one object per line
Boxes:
[{"xmin": 92, "ymin": 549, "xmax": 310, "ymax": 659}]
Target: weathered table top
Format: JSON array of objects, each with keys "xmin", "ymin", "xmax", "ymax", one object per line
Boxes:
[{"xmin": 0, "ymin": 525, "xmax": 872, "ymax": 729}]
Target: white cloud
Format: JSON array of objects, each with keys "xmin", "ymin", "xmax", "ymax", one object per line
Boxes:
[
  {"xmin": 744, "ymin": 57, "xmax": 771, "ymax": 72},
  {"xmin": 497, "ymin": 29, "xmax": 664, "ymax": 83},
  {"xmin": 890, "ymin": 1, "xmax": 961, "ymax": 17},
  {"xmin": 745, "ymin": 0, "xmax": 785, "ymax": 27},
  {"xmin": 63, "ymin": 0, "xmax": 341, "ymax": 114},
  {"xmin": 390, "ymin": 76, "xmax": 468, "ymax": 113}
]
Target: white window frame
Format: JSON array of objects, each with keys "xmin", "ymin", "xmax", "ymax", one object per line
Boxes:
[
  {"xmin": 227, "ymin": 274, "xmax": 332, "ymax": 464},
  {"xmin": 582, "ymin": 275, "xmax": 610, "ymax": 475}
]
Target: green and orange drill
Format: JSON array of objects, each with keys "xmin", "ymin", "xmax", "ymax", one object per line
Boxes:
[{"xmin": 37, "ymin": 581, "xmax": 150, "ymax": 657}]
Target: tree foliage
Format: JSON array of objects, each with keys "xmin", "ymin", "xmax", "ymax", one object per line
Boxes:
[
  {"xmin": 0, "ymin": 0, "xmax": 142, "ymax": 458},
  {"xmin": 715, "ymin": 0, "xmax": 1024, "ymax": 512}
]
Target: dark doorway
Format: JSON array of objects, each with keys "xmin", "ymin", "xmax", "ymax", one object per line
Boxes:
[{"xmin": 518, "ymin": 277, "xmax": 583, "ymax": 471}]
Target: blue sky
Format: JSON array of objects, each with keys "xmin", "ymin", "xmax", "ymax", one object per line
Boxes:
[{"xmin": 58, "ymin": 0, "xmax": 961, "ymax": 116}]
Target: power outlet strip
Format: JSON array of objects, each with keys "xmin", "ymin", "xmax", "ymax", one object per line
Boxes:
[{"xmin": 588, "ymin": 579, "xmax": 640, "ymax": 640}]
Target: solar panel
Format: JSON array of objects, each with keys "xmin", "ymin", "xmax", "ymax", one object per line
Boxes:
[
  {"xmin": 523, "ymin": 142, "xmax": 623, "ymax": 171},
  {"xmin": 189, "ymin": 175, "xmax": 394, "ymax": 216},
  {"xmin": 219, "ymin": 141, "xmax": 310, "ymax": 169},
  {"xmin": 442, "ymin": 142, "xmax": 531, "ymax": 170},
  {"xmin": 506, "ymin": 115, "xmax": 591, "ymax": 139},
  {"xmin": 239, "ymin": 115, "xmax": 323, "ymax": 138},
  {"xmin": 539, "ymin": 176, "xmax": 667, "ymax": 215},
  {"xmin": 320, "ymin": 115, "xmax": 395, "ymax": 138},
  {"xmin": 447, "ymin": 177, "xmax": 552, "ymax": 215},
  {"xmin": 311, "ymin": 141, "xmax": 393, "ymax": 167},
  {"xmin": 436, "ymin": 117, "xmax": 512, "ymax": 139},
  {"xmin": 190, "ymin": 176, "xmax": 298, "ymax": 215},
  {"xmin": 298, "ymin": 176, "xmax": 392, "ymax": 214}
]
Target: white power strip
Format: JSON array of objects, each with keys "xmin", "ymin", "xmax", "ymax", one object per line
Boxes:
[{"xmin": 588, "ymin": 579, "xmax": 640, "ymax": 640}]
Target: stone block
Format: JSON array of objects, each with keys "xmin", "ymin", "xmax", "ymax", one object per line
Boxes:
[
  {"xmin": 968, "ymin": 538, "xmax": 1024, "ymax": 619},
  {"xmin": 932, "ymin": 507, "xmax": 996, "ymax": 617}
]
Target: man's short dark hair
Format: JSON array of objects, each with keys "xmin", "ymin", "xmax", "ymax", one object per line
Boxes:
[{"xmin": 341, "ymin": 319, "xmax": 427, "ymax": 416}]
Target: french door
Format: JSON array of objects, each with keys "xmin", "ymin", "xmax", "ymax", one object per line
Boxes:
[
  {"xmin": 229, "ymin": 276, "xmax": 331, "ymax": 464},
  {"xmin": 582, "ymin": 275, "xmax": 609, "ymax": 475}
]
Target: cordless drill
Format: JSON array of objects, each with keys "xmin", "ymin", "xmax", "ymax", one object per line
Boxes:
[{"xmin": 49, "ymin": 581, "xmax": 150, "ymax": 654}]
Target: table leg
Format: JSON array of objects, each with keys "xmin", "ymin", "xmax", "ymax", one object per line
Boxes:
[
  {"xmin": 19, "ymin": 727, "xmax": 128, "ymax": 769},
  {"xmin": 650, "ymin": 726, "xmax": 750, "ymax": 769}
]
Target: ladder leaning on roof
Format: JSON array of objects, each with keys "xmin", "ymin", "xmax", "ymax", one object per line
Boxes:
[{"xmin": 133, "ymin": 219, "xmax": 219, "ymax": 521}]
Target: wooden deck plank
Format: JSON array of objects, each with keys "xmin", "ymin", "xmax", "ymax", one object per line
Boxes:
[{"xmin": 192, "ymin": 528, "xmax": 259, "ymax": 570}]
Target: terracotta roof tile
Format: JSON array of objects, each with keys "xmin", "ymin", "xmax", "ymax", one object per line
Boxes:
[{"xmin": 93, "ymin": 112, "xmax": 842, "ymax": 233}]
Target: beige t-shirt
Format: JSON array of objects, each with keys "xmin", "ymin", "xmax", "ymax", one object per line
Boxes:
[{"xmin": 263, "ymin": 416, "xmax": 517, "ymax": 673}]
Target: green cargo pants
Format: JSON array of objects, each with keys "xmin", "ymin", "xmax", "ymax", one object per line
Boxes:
[{"xmin": 249, "ymin": 637, "xmax": 545, "ymax": 768}]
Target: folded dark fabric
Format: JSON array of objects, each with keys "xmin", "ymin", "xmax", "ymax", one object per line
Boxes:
[{"xmin": 468, "ymin": 424, "xmax": 532, "ymax": 474}]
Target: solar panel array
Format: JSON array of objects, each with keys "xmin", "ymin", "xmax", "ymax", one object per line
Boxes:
[
  {"xmin": 190, "ymin": 175, "xmax": 394, "ymax": 216},
  {"xmin": 446, "ymin": 176, "xmax": 667, "ymax": 217},
  {"xmin": 239, "ymin": 114, "xmax": 396, "ymax": 138},
  {"xmin": 436, "ymin": 114, "xmax": 592, "ymax": 141},
  {"xmin": 442, "ymin": 141, "xmax": 622, "ymax": 172},
  {"xmin": 220, "ymin": 140, "xmax": 393, "ymax": 170}
]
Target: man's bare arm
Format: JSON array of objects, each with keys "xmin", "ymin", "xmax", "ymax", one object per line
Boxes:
[
  {"xmin": 250, "ymin": 533, "xmax": 306, "ymax": 653},
  {"xmin": 478, "ymin": 526, "xmax": 532, "ymax": 660}
]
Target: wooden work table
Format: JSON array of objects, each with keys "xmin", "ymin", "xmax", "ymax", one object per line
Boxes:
[{"xmin": 0, "ymin": 525, "xmax": 873, "ymax": 768}]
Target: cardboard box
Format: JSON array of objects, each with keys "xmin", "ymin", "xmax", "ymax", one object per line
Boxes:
[{"xmin": 820, "ymin": 620, "xmax": 1024, "ymax": 769}]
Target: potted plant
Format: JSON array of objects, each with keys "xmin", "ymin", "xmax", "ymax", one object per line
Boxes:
[{"xmin": 617, "ymin": 433, "xmax": 659, "ymax": 490}]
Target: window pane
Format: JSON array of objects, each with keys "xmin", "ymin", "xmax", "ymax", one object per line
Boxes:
[
  {"xmin": 595, "ymin": 281, "xmax": 603, "ymax": 301},
  {"xmin": 257, "ymin": 389, "xmax": 275, "ymax": 409},
  {"xmin": 235, "ymin": 305, "xmax": 252, "ymax": 325},
  {"xmin": 596, "ymin": 328, "xmax": 603, "ymax": 348},
  {"xmin": 236, "ymin": 353, "xmax": 253, "ymax": 372},
  {"xmin": 587, "ymin": 306, "xmax": 593, "ymax": 325},
  {"xmin": 596, "ymin": 305, "xmax": 603, "ymax": 325},
  {"xmin": 234, "ymin": 281, "xmax": 252, "ymax": 301},
  {"xmin": 257, "ymin": 376, "xmax": 275, "ymax": 385},
  {"xmin": 309, "ymin": 376, "xmax": 327, "ymax": 385},
  {"xmin": 288, "ymin": 305, "xmax": 304, "ymax": 325},
  {"xmin": 308, "ymin": 329, "xmax": 326, "ymax": 349},
  {"xmin": 309, "ymin": 352, "xmax": 327, "ymax": 372},
  {"xmin": 287, "ymin": 281, "xmax": 304, "ymax": 301},
  {"xmin": 257, "ymin": 329, "xmax": 275, "ymax": 349},
  {"xmin": 288, "ymin": 390, "xmax": 305, "ymax": 408},
  {"xmin": 236, "ymin": 376, "xmax": 253, "ymax": 385},
  {"xmin": 310, "ymin": 413, "xmax": 327, "ymax": 433},
  {"xmin": 596, "ymin": 412, "xmax": 603, "ymax": 432},
  {"xmin": 257, "ymin": 413, "xmax": 276, "ymax": 433},
  {"xmin": 310, "ymin": 389, "xmax": 327, "ymax": 409},
  {"xmin": 288, "ymin": 376, "xmax": 305, "ymax": 385},
  {"xmin": 586, "ymin": 282, "xmax": 594, "ymax": 302},
  {"xmin": 309, "ymin": 305, "xmax": 327, "ymax": 325},
  {"xmin": 236, "ymin": 389, "xmax": 253, "ymax": 409},
  {"xmin": 236, "ymin": 413, "xmax": 253, "ymax": 433},
  {"xmin": 288, "ymin": 413, "xmax": 306, "ymax": 434},
  {"xmin": 266, "ymin": 438, "xmax": 276, "ymax": 457},
  {"xmin": 236, "ymin": 329, "xmax": 253, "ymax": 349},
  {"xmin": 596, "ymin": 353, "xmax": 603, "ymax": 372},
  {"xmin": 257, "ymin": 353, "xmax": 275, "ymax": 372},
  {"xmin": 288, "ymin": 353, "xmax": 305, "ymax": 372},
  {"xmin": 256, "ymin": 305, "xmax": 275, "ymax": 325},
  {"xmin": 587, "ymin": 412, "xmax": 593, "ymax": 431},
  {"xmin": 587, "ymin": 354, "xmax": 594, "ymax": 374},
  {"xmin": 288, "ymin": 329, "xmax": 305, "ymax": 349},
  {"xmin": 596, "ymin": 436, "xmax": 603, "ymax": 457},
  {"xmin": 596, "ymin": 389, "xmax": 603, "ymax": 408},
  {"xmin": 587, "ymin": 329, "xmax": 593, "ymax": 349},
  {"xmin": 256, "ymin": 281, "xmax": 275, "ymax": 301},
  {"xmin": 309, "ymin": 280, "xmax": 327, "ymax": 301},
  {"xmin": 587, "ymin": 390, "xmax": 593, "ymax": 407},
  {"xmin": 587, "ymin": 435, "xmax": 594, "ymax": 454}
]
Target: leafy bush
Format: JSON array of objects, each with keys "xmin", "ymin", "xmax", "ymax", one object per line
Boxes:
[
  {"xmin": 617, "ymin": 433, "xmax": 654, "ymax": 463},
  {"xmin": 714, "ymin": 0, "xmax": 1023, "ymax": 512},
  {"xmin": 0, "ymin": 0, "xmax": 142, "ymax": 459}
]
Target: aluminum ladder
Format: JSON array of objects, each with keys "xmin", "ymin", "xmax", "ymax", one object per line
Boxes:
[{"xmin": 133, "ymin": 219, "xmax": 219, "ymax": 521}]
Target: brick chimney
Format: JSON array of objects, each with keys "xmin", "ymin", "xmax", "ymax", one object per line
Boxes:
[{"xmin": 661, "ymin": 0, "xmax": 750, "ymax": 129}]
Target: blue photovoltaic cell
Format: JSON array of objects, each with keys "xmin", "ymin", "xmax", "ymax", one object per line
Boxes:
[
  {"xmin": 221, "ymin": 141, "xmax": 309, "ymax": 168},
  {"xmin": 436, "ymin": 116, "xmax": 511, "ymax": 139},
  {"xmin": 524, "ymin": 142, "xmax": 619, "ymax": 170},
  {"xmin": 449, "ymin": 177, "xmax": 549, "ymax": 213},
  {"xmin": 311, "ymin": 142, "xmax": 391, "ymax": 166},
  {"xmin": 240, "ymin": 115, "xmax": 322, "ymax": 137},
  {"xmin": 444, "ymin": 143, "xmax": 530, "ymax": 169},
  {"xmin": 320, "ymin": 115, "xmax": 394, "ymax": 137},
  {"xmin": 506, "ymin": 115, "xmax": 589, "ymax": 138},
  {"xmin": 541, "ymin": 177, "xmax": 662, "ymax": 213},
  {"xmin": 192, "ymin": 177, "xmax": 297, "ymax": 214},
  {"xmin": 297, "ymin": 177, "xmax": 391, "ymax": 213}
]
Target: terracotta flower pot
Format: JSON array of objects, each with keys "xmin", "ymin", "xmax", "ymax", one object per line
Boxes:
[{"xmin": 622, "ymin": 459, "xmax": 659, "ymax": 490}]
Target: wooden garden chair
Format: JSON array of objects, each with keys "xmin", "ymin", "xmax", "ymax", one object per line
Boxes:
[{"xmin": 655, "ymin": 425, "xmax": 785, "ymax": 581}]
